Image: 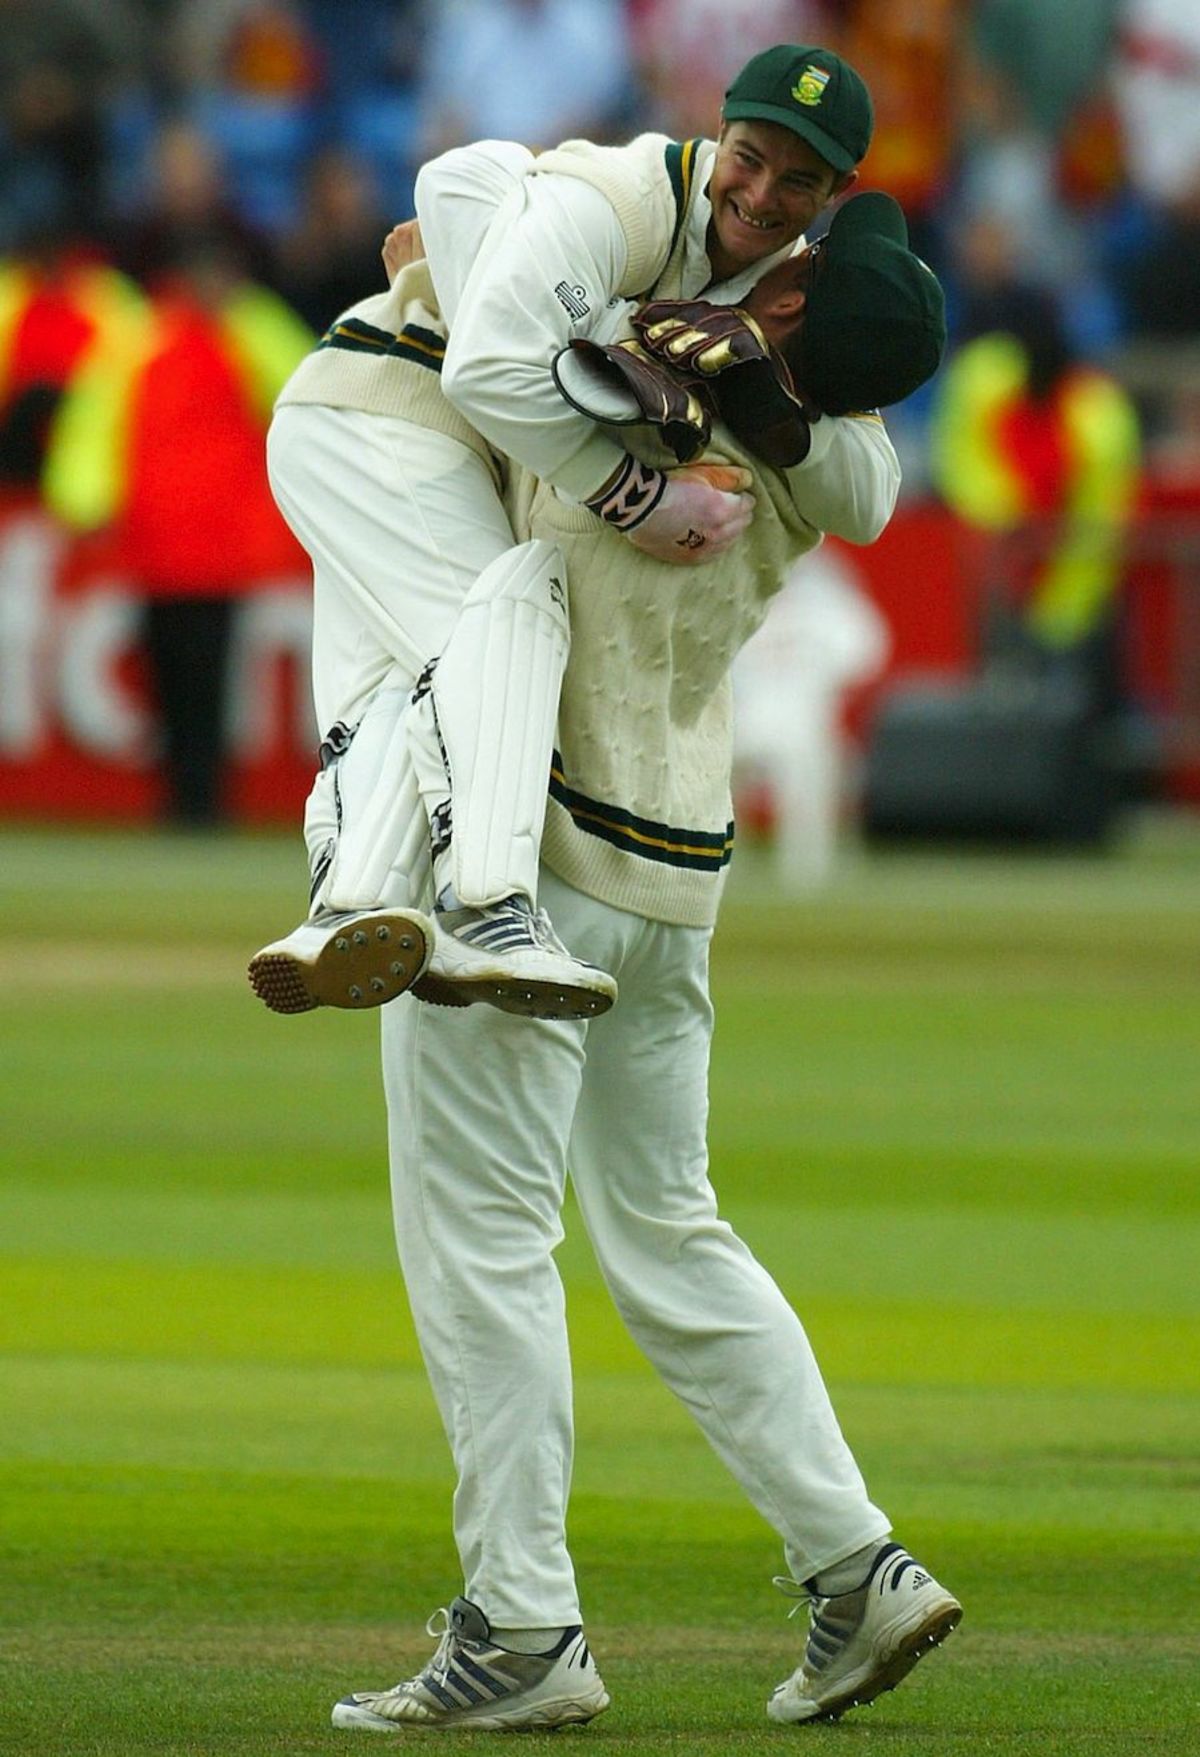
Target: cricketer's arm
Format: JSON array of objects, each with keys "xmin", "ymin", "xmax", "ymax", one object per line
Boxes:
[
  {"xmin": 419, "ymin": 149, "xmax": 630, "ymax": 504},
  {"xmin": 417, "ymin": 143, "xmax": 898, "ymax": 549}
]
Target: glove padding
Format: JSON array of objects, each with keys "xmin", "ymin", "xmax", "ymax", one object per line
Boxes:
[
  {"xmin": 633, "ymin": 300, "xmax": 815, "ymax": 469},
  {"xmin": 554, "ymin": 301, "xmax": 813, "ymax": 469},
  {"xmin": 553, "ymin": 336, "xmax": 714, "ymax": 464},
  {"xmin": 623, "ymin": 463, "xmax": 755, "ymax": 566},
  {"xmin": 632, "ymin": 301, "xmax": 775, "ymax": 374}
]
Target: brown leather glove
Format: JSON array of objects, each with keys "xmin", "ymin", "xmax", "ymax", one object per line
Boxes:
[
  {"xmin": 632, "ymin": 301, "xmax": 775, "ymax": 375},
  {"xmin": 632, "ymin": 300, "xmax": 815, "ymax": 469},
  {"xmin": 552, "ymin": 336, "xmax": 715, "ymax": 464},
  {"xmin": 553, "ymin": 300, "xmax": 815, "ymax": 469}
]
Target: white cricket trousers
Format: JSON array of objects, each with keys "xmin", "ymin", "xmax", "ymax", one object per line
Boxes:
[
  {"xmin": 268, "ymin": 402, "xmax": 569, "ymax": 910},
  {"xmin": 382, "ymin": 867, "xmax": 891, "ymax": 1628},
  {"xmin": 267, "ymin": 403, "xmax": 516, "ymax": 738}
]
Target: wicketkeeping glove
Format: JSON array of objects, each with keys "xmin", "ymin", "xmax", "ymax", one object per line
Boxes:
[
  {"xmin": 553, "ymin": 337, "xmax": 714, "ymax": 463},
  {"xmin": 555, "ymin": 301, "xmax": 815, "ymax": 470},
  {"xmin": 632, "ymin": 300, "xmax": 816, "ymax": 469}
]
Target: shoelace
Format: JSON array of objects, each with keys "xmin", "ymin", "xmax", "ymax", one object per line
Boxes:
[
  {"xmin": 773, "ymin": 1574, "xmax": 867, "ymax": 1679},
  {"xmin": 397, "ymin": 1607, "xmax": 459, "ymax": 1693},
  {"xmin": 773, "ymin": 1575, "xmax": 817, "ymax": 1620},
  {"xmin": 773, "ymin": 1568, "xmax": 882, "ymax": 1612},
  {"xmin": 530, "ymin": 906, "xmax": 572, "ymax": 957}
]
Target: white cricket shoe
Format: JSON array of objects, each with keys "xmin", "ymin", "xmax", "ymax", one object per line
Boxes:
[
  {"xmin": 413, "ymin": 894, "xmax": 617, "ymax": 1020},
  {"xmin": 331, "ymin": 1596, "xmax": 610, "ymax": 1732},
  {"xmin": 767, "ymin": 1542, "xmax": 962, "ymax": 1725},
  {"xmin": 247, "ymin": 907, "xmax": 432, "ymax": 1014}
]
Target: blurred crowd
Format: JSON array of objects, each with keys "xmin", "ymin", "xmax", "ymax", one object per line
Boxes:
[
  {"xmin": 1, "ymin": 2, "xmax": 1199, "ymax": 362},
  {"xmin": 4, "ymin": 0, "xmax": 1200, "ymax": 471},
  {"xmin": 2, "ymin": 0, "xmax": 1199, "ymax": 822}
]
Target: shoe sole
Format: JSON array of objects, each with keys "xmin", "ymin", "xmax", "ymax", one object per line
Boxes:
[
  {"xmin": 331, "ymin": 1686, "xmax": 610, "ymax": 1732},
  {"xmin": 780, "ymin": 1600, "xmax": 963, "ymax": 1725},
  {"xmin": 248, "ymin": 914, "xmax": 431, "ymax": 1014},
  {"xmin": 412, "ymin": 972, "xmax": 615, "ymax": 1021}
]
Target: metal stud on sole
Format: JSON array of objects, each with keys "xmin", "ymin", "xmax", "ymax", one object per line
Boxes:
[
  {"xmin": 248, "ymin": 910, "xmax": 431, "ymax": 1015},
  {"xmin": 815, "ymin": 1604, "xmax": 963, "ymax": 1723},
  {"xmin": 246, "ymin": 952, "xmax": 318, "ymax": 1014},
  {"xmin": 410, "ymin": 972, "xmax": 613, "ymax": 1019}
]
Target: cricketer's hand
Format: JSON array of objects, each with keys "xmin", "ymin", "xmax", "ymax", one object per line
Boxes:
[
  {"xmin": 625, "ymin": 464, "xmax": 755, "ymax": 566},
  {"xmin": 382, "ymin": 220, "xmax": 424, "ymax": 285}
]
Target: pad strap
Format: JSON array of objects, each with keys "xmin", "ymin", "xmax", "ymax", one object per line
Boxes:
[{"xmin": 314, "ymin": 683, "xmax": 431, "ymax": 911}]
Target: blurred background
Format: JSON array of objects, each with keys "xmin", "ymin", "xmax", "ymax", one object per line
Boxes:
[
  {"xmin": 0, "ymin": 0, "xmax": 1198, "ymax": 861},
  {"xmin": 3, "ymin": 14, "xmax": 1198, "ymax": 1748}
]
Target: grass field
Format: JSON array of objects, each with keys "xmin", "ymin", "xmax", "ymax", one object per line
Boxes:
[{"xmin": 2, "ymin": 818, "xmax": 1199, "ymax": 1756}]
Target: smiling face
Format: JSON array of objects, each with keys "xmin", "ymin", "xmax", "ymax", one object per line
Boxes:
[{"xmin": 706, "ymin": 120, "xmax": 851, "ymax": 282}]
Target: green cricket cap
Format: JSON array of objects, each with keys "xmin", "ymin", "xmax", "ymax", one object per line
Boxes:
[
  {"xmin": 795, "ymin": 191, "xmax": 947, "ymax": 414},
  {"xmin": 723, "ymin": 45, "xmax": 873, "ymax": 174}
]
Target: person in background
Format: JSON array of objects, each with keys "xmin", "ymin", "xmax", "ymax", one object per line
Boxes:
[
  {"xmin": 417, "ymin": 0, "xmax": 635, "ymax": 157},
  {"xmin": 0, "ymin": 221, "xmax": 144, "ymax": 491},
  {"xmin": 628, "ymin": 0, "xmax": 833, "ymax": 139},
  {"xmin": 732, "ymin": 544, "xmax": 890, "ymax": 887},
  {"xmin": 1110, "ymin": 0, "xmax": 1200, "ymax": 337},
  {"xmin": 42, "ymin": 236, "xmax": 313, "ymax": 824},
  {"xmin": 929, "ymin": 285, "xmax": 1140, "ymax": 714},
  {"xmin": 951, "ymin": 0, "xmax": 1124, "ymax": 351},
  {"xmin": 109, "ymin": 116, "xmax": 279, "ymax": 293},
  {"xmin": 0, "ymin": 0, "xmax": 144, "ymax": 253}
]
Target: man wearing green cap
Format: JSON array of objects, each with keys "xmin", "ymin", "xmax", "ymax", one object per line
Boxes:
[
  {"xmin": 258, "ymin": 52, "xmax": 962, "ymax": 1733},
  {"xmin": 708, "ymin": 43, "xmax": 873, "ymax": 278}
]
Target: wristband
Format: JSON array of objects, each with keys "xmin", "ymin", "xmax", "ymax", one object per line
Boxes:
[{"xmin": 584, "ymin": 454, "xmax": 667, "ymax": 531}]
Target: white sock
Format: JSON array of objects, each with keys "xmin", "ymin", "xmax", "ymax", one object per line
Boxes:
[
  {"xmin": 490, "ymin": 1625, "xmax": 569, "ymax": 1654},
  {"xmin": 811, "ymin": 1541, "xmax": 883, "ymax": 1597}
]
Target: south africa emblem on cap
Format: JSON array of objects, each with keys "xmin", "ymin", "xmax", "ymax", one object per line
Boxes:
[{"xmin": 792, "ymin": 64, "xmax": 831, "ymax": 106}]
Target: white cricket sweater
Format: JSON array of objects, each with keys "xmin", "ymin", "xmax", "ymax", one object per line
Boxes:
[
  {"xmin": 505, "ymin": 411, "xmax": 893, "ymax": 926},
  {"xmin": 273, "ymin": 258, "xmax": 501, "ymax": 480}
]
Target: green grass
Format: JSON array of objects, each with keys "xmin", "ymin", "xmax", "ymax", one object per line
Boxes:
[{"xmin": 2, "ymin": 819, "xmax": 1199, "ymax": 1755}]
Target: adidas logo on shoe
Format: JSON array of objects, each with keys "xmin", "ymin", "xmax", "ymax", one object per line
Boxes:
[{"xmin": 767, "ymin": 1543, "xmax": 962, "ymax": 1725}]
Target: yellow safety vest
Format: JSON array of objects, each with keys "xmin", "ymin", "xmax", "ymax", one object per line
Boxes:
[
  {"xmin": 42, "ymin": 284, "xmax": 312, "ymax": 531},
  {"xmin": 929, "ymin": 332, "xmax": 1140, "ymax": 646}
]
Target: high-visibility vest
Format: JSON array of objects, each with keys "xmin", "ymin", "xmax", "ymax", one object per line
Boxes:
[
  {"xmin": 929, "ymin": 332, "xmax": 1141, "ymax": 647},
  {"xmin": 42, "ymin": 280, "xmax": 313, "ymax": 586},
  {"xmin": 0, "ymin": 259, "xmax": 146, "ymax": 409}
]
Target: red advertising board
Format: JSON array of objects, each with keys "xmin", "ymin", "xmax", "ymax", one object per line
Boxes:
[
  {"xmin": 0, "ymin": 493, "xmax": 1196, "ymax": 821},
  {"xmin": 0, "ymin": 493, "xmax": 316, "ymax": 822}
]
